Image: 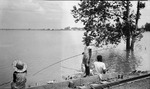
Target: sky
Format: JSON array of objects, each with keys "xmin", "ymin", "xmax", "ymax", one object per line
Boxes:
[{"xmin": 0, "ymin": 0, "xmax": 150, "ymax": 29}]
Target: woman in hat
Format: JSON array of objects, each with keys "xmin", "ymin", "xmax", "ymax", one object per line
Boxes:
[{"xmin": 11, "ymin": 60, "xmax": 27, "ymax": 89}]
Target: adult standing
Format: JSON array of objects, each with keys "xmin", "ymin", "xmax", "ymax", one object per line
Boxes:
[
  {"xmin": 82, "ymin": 44, "xmax": 92, "ymax": 77},
  {"xmin": 11, "ymin": 60, "xmax": 27, "ymax": 89}
]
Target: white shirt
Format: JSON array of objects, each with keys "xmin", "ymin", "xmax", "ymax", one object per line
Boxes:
[{"xmin": 93, "ymin": 61, "xmax": 106, "ymax": 74}]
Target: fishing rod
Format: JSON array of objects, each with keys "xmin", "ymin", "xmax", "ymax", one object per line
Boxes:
[
  {"xmin": 32, "ymin": 47, "xmax": 114, "ymax": 76},
  {"xmin": 0, "ymin": 46, "xmax": 114, "ymax": 87},
  {"xmin": 32, "ymin": 53, "xmax": 82, "ymax": 76},
  {"xmin": 0, "ymin": 49, "xmax": 96, "ymax": 86},
  {"xmin": 0, "ymin": 81, "xmax": 11, "ymax": 87},
  {"xmin": 61, "ymin": 66, "xmax": 81, "ymax": 72}
]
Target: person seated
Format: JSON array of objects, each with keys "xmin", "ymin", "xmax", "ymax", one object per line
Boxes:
[
  {"xmin": 11, "ymin": 60, "xmax": 27, "ymax": 89},
  {"xmin": 93, "ymin": 55, "xmax": 107, "ymax": 79}
]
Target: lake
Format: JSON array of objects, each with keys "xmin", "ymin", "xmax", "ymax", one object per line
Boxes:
[
  {"xmin": 0, "ymin": 30, "xmax": 84, "ymax": 88},
  {"xmin": 0, "ymin": 30, "xmax": 149, "ymax": 88}
]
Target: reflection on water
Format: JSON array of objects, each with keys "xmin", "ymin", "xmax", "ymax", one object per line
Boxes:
[
  {"xmin": 105, "ymin": 49, "xmax": 141, "ymax": 74},
  {"xmin": 94, "ymin": 48, "xmax": 142, "ymax": 75},
  {"xmin": 94, "ymin": 32, "xmax": 150, "ymax": 74}
]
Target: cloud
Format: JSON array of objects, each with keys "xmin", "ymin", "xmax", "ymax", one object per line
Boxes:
[
  {"xmin": 0, "ymin": 0, "xmax": 65, "ymax": 29},
  {"xmin": 61, "ymin": 1, "xmax": 83, "ymax": 28},
  {"xmin": 0, "ymin": 0, "xmax": 45, "ymax": 13}
]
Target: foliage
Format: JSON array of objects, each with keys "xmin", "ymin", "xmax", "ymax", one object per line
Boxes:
[
  {"xmin": 144, "ymin": 23, "xmax": 150, "ymax": 31},
  {"xmin": 71, "ymin": 1, "xmax": 145, "ymax": 48},
  {"xmin": 106, "ymin": 49, "xmax": 142, "ymax": 73}
]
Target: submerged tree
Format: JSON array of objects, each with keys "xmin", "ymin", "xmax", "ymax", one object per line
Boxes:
[
  {"xmin": 144, "ymin": 23, "xmax": 150, "ymax": 31},
  {"xmin": 71, "ymin": 0, "xmax": 145, "ymax": 51}
]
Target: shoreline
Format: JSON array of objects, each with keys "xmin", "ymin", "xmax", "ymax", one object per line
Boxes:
[{"xmin": 0, "ymin": 29, "xmax": 84, "ymax": 31}]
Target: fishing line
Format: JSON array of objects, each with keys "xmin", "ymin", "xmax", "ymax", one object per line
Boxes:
[
  {"xmin": 0, "ymin": 81, "xmax": 11, "ymax": 87},
  {"xmin": 0, "ymin": 59, "xmax": 21, "ymax": 87},
  {"xmin": 0, "ymin": 46, "xmax": 115, "ymax": 87},
  {"xmin": 61, "ymin": 66, "xmax": 81, "ymax": 72},
  {"xmin": 32, "ymin": 47, "xmax": 113, "ymax": 76},
  {"xmin": 32, "ymin": 53, "xmax": 82, "ymax": 76}
]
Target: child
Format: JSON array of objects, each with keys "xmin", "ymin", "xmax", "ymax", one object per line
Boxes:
[
  {"xmin": 11, "ymin": 60, "xmax": 27, "ymax": 89},
  {"xmin": 93, "ymin": 55, "xmax": 107, "ymax": 79}
]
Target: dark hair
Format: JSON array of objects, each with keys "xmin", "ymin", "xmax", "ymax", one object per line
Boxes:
[
  {"xmin": 97, "ymin": 55, "xmax": 102, "ymax": 62},
  {"xmin": 16, "ymin": 64, "xmax": 24, "ymax": 70},
  {"xmin": 82, "ymin": 52, "xmax": 84, "ymax": 55}
]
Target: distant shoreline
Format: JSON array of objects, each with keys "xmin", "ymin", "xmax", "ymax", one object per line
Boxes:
[{"xmin": 0, "ymin": 28, "xmax": 84, "ymax": 31}]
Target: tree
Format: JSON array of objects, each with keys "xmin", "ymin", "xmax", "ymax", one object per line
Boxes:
[
  {"xmin": 130, "ymin": 0, "xmax": 145, "ymax": 51},
  {"xmin": 144, "ymin": 23, "xmax": 150, "ymax": 31},
  {"xmin": 64, "ymin": 26, "xmax": 71, "ymax": 30},
  {"xmin": 71, "ymin": 0, "xmax": 145, "ymax": 51}
]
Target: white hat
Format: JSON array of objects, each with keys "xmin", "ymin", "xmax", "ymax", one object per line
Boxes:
[{"xmin": 13, "ymin": 60, "xmax": 27, "ymax": 72}]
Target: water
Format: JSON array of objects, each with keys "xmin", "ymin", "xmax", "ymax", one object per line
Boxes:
[
  {"xmin": 0, "ymin": 30, "xmax": 84, "ymax": 88},
  {"xmin": 134, "ymin": 32, "xmax": 150, "ymax": 71},
  {"xmin": 95, "ymin": 32, "xmax": 150, "ymax": 74},
  {"xmin": 0, "ymin": 30, "xmax": 149, "ymax": 88}
]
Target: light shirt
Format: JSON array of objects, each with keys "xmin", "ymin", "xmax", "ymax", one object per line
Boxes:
[
  {"xmin": 93, "ymin": 61, "xmax": 106, "ymax": 74},
  {"xmin": 84, "ymin": 46, "xmax": 92, "ymax": 55},
  {"xmin": 82, "ymin": 46, "xmax": 92, "ymax": 64}
]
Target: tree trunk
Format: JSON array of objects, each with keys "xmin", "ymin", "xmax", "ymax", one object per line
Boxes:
[
  {"xmin": 130, "ymin": 0, "xmax": 140, "ymax": 51},
  {"xmin": 126, "ymin": 36, "xmax": 130, "ymax": 51},
  {"xmin": 131, "ymin": 36, "xmax": 136, "ymax": 51},
  {"xmin": 126, "ymin": 0, "xmax": 131, "ymax": 61}
]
